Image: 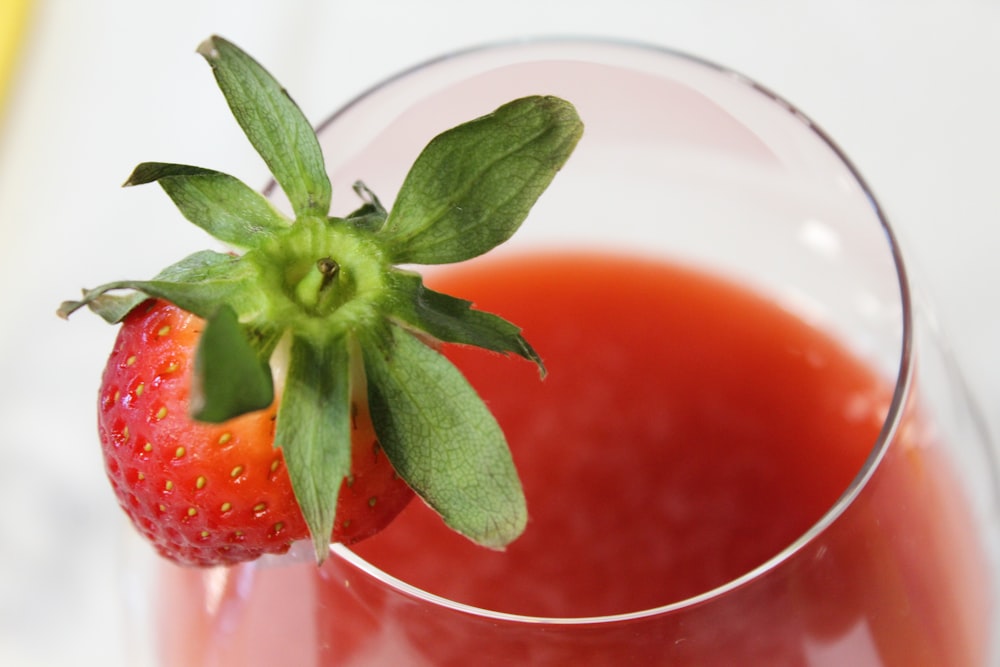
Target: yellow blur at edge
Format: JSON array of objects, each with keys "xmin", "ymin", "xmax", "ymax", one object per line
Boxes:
[{"xmin": 1, "ymin": 0, "xmax": 33, "ymax": 119}]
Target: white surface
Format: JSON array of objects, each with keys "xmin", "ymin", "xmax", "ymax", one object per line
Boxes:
[{"xmin": 0, "ymin": 1, "xmax": 997, "ymax": 665}]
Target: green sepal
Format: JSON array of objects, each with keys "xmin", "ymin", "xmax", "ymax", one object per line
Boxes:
[
  {"xmin": 60, "ymin": 290, "xmax": 149, "ymax": 325},
  {"xmin": 380, "ymin": 95, "xmax": 583, "ymax": 265},
  {"xmin": 124, "ymin": 162, "xmax": 291, "ymax": 248},
  {"xmin": 197, "ymin": 35, "xmax": 332, "ymax": 219},
  {"xmin": 386, "ymin": 269, "xmax": 544, "ymax": 375},
  {"xmin": 60, "ymin": 37, "xmax": 585, "ymax": 562},
  {"xmin": 57, "ymin": 250, "xmax": 259, "ymax": 323},
  {"xmin": 363, "ymin": 326, "xmax": 527, "ymax": 549},
  {"xmin": 190, "ymin": 305, "xmax": 275, "ymax": 423},
  {"xmin": 345, "ymin": 181, "xmax": 387, "ymax": 233},
  {"xmin": 274, "ymin": 333, "xmax": 353, "ymax": 562}
]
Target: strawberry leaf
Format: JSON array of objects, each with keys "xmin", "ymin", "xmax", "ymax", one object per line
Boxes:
[
  {"xmin": 191, "ymin": 305, "xmax": 275, "ymax": 423},
  {"xmin": 275, "ymin": 333, "xmax": 353, "ymax": 562},
  {"xmin": 379, "ymin": 95, "xmax": 582, "ymax": 265},
  {"xmin": 197, "ymin": 35, "xmax": 332, "ymax": 219},
  {"xmin": 124, "ymin": 162, "xmax": 291, "ymax": 248},
  {"xmin": 386, "ymin": 269, "xmax": 544, "ymax": 373},
  {"xmin": 60, "ymin": 290, "xmax": 149, "ymax": 325},
  {"xmin": 58, "ymin": 250, "xmax": 260, "ymax": 323},
  {"xmin": 62, "ymin": 37, "xmax": 584, "ymax": 564},
  {"xmin": 363, "ymin": 326, "xmax": 527, "ymax": 549},
  {"xmin": 344, "ymin": 181, "xmax": 387, "ymax": 232}
]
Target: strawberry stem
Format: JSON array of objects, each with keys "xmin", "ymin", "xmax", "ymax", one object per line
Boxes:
[{"xmin": 293, "ymin": 256, "xmax": 338, "ymax": 313}]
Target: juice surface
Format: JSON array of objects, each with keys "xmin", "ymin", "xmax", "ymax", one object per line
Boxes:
[{"xmin": 351, "ymin": 251, "xmax": 883, "ymax": 616}]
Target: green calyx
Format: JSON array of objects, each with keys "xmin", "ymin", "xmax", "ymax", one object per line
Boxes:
[{"xmin": 58, "ymin": 35, "xmax": 583, "ymax": 561}]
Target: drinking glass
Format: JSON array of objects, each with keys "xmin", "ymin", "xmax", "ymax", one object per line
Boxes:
[{"xmin": 149, "ymin": 39, "xmax": 999, "ymax": 666}]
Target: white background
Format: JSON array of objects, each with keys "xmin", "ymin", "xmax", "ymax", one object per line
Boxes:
[{"xmin": 0, "ymin": 1, "xmax": 997, "ymax": 665}]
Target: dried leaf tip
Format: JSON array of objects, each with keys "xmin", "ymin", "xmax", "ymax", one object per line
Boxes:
[{"xmin": 196, "ymin": 35, "xmax": 222, "ymax": 62}]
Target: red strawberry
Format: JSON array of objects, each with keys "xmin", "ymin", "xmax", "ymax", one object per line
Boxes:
[
  {"xmin": 60, "ymin": 36, "xmax": 581, "ymax": 567},
  {"xmin": 99, "ymin": 299, "xmax": 412, "ymax": 566}
]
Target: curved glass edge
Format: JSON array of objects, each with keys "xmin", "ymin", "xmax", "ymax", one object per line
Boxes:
[{"xmin": 282, "ymin": 36, "xmax": 917, "ymax": 625}]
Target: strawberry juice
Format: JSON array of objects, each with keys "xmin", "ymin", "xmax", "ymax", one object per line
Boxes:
[{"xmin": 157, "ymin": 252, "xmax": 989, "ymax": 666}]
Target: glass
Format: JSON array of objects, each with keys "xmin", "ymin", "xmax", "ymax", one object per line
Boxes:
[{"xmin": 149, "ymin": 39, "xmax": 999, "ymax": 666}]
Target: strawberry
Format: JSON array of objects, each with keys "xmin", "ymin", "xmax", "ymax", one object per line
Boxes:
[
  {"xmin": 60, "ymin": 36, "xmax": 582, "ymax": 567},
  {"xmin": 100, "ymin": 299, "xmax": 412, "ymax": 566}
]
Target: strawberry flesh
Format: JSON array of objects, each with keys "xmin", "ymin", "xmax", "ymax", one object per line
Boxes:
[{"xmin": 99, "ymin": 299, "xmax": 413, "ymax": 566}]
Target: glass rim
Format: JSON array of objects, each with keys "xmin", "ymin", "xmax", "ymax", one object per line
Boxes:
[{"xmin": 294, "ymin": 35, "xmax": 915, "ymax": 625}]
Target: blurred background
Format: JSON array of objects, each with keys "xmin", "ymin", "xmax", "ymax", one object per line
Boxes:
[{"xmin": 1, "ymin": 1, "xmax": 997, "ymax": 665}]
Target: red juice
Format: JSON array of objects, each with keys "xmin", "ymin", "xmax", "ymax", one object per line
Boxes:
[
  {"xmin": 352, "ymin": 252, "xmax": 881, "ymax": 614},
  {"xmin": 158, "ymin": 252, "xmax": 989, "ymax": 666}
]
